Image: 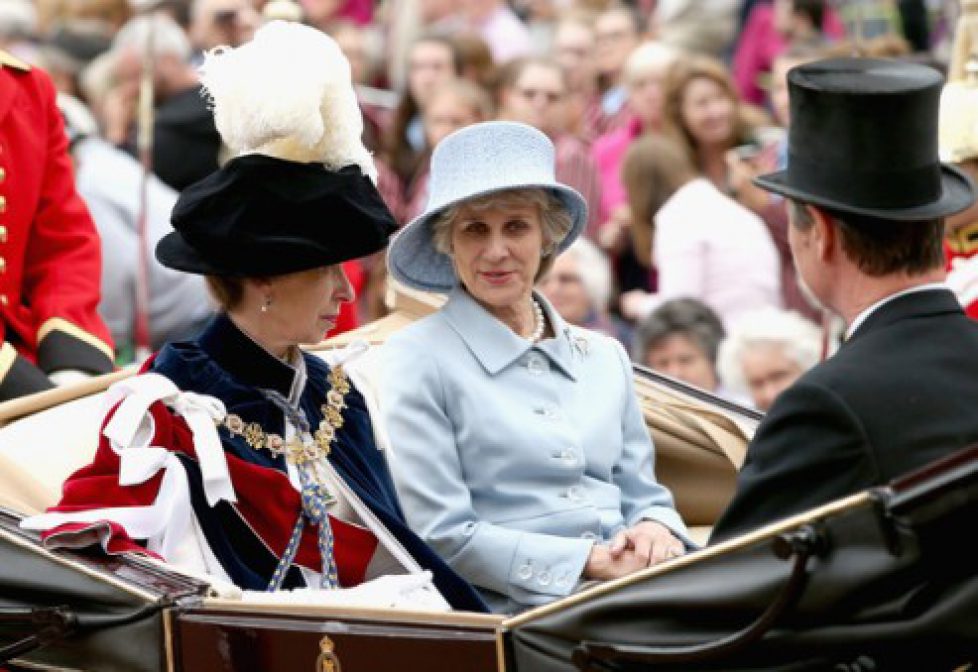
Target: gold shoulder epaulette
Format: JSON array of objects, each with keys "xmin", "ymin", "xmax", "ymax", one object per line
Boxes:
[{"xmin": 0, "ymin": 50, "xmax": 31, "ymax": 72}]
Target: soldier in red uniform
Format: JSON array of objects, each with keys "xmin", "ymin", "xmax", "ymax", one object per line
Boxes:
[
  {"xmin": 0, "ymin": 51, "xmax": 114, "ymax": 400},
  {"xmin": 940, "ymin": 60, "xmax": 978, "ymax": 320}
]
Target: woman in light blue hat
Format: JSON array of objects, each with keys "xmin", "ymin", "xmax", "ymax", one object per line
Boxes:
[{"xmin": 381, "ymin": 121, "xmax": 691, "ymax": 613}]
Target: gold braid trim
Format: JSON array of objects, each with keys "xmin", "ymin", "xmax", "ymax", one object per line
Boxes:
[{"xmin": 223, "ymin": 365, "xmax": 350, "ymax": 466}]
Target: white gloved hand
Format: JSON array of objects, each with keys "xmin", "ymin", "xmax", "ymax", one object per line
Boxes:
[{"xmin": 241, "ymin": 571, "xmax": 451, "ymax": 612}]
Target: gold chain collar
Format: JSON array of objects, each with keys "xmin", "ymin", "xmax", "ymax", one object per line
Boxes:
[{"xmin": 223, "ymin": 365, "xmax": 351, "ymax": 465}]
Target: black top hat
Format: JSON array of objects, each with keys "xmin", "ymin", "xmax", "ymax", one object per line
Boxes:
[
  {"xmin": 755, "ymin": 57, "xmax": 975, "ymax": 221},
  {"xmin": 156, "ymin": 154, "xmax": 398, "ymax": 276}
]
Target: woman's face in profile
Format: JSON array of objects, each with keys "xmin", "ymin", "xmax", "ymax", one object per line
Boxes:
[
  {"xmin": 263, "ymin": 264, "xmax": 354, "ymax": 346},
  {"xmin": 451, "ymin": 200, "xmax": 545, "ymax": 314},
  {"xmin": 681, "ymin": 76, "xmax": 736, "ymax": 149}
]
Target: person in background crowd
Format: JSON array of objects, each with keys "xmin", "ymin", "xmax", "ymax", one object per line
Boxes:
[
  {"xmin": 403, "ymin": 78, "xmax": 493, "ymax": 223},
  {"xmin": 0, "ymin": 0, "xmax": 35, "ymax": 51},
  {"xmin": 648, "ymin": 0, "xmax": 739, "ymax": 58},
  {"xmin": 726, "ymin": 44, "xmax": 827, "ymax": 324},
  {"xmin": 662, "ymin": 53, "xmax": 766, "ymax": 195},
  {"xmin": 592, "ymin": 41, "xmax": 677, "ymax": 263},
  {"xmin": 383, "ymin": 121, "xmax": 690, "ymax": 614},
  {"xmin": 538, "ymin": 237, "xmax": 622, "ymax": 340},
  {"xmin": 450, "ymin": 32, "xmax": 498, "ymax": 95},
  {"xmin": 619, "ymin": 134, "xmax": 781, "ymax": 328},
  {"xmin": 0, "ymin": 49, "xmax": 114, "ymax": 400},
  {"xmin": 300, "ymin": 0, "xmax": 374, "ymax": 30},
  {"xmin": 632, "ymin": 298, "xmax": 729, "ymax": 398},
  {"xmin": 105, "ymin": 13, "xmax": 222, "ymax": 192},
  {"xmin": 711, "ymin": 58, "xmax": 978, "ymax": 543},
  {"xmin": 938, "ymin": 53, "xmax": 978, "ymax": 319},
  {"xmin": 453, "ymin": 0, "xmax": 532, "ymax": 65},
  {"xmin": 733, "ymin": 0, "xmax": 841, "ymax": 107},
  {"xmin": 551, "ymin": 12, "xmax": 599, "ymax": 142},
  {"xmin": 31, "ymin": 21, "xmax": 114, "ymax": 100},
  {"xmin": 59, "ymin": 95, "xmax": 212, "ymax": 353},
  {"xmin": 717, "ymin": 308, "xmax": 822, "ymax": 412},
  {"xmin": 188, "ymin": 0, "xmax": 259, "ymax": 63},
  {"xmin": 594, "ymin": 3, "xmax": 644, "ymax": 133},
  {"xmin": 384, "ymin": 34, "xmax": 460, "ymax": 185},
  {"xmin": 498, "ymin": 57, "xmax": 602, "ymax": 236}
]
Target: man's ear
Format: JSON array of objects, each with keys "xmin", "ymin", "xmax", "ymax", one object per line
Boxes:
[{"xmin": 808, "ymin": 205, "xmax": 837, "ymax": 264}]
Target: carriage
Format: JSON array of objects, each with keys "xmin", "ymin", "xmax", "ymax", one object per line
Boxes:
[{"xmin": 1, "ymin": 288, "xmax": 975, "ymax": 671}]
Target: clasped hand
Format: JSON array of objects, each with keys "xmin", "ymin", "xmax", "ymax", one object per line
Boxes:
[{"xmin": 584, "ymin": 520, "xmax": 685, "ymax": 581}]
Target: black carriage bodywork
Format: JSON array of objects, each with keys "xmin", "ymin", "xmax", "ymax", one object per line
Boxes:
[
  {"xmin": 2, "ymin": 369, "xmax": 976, "ymax": 671},
  {"xmin": 505, "ymin": 446, "xmax": 978, "ymax": 671}
]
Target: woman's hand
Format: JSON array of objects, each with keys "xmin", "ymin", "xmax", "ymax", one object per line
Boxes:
[
  {"xmin": 725, "ymin": 147, "xmax": 777, "ymax": 215},
  {"xmin": 609, "ymin": 520, "xmax": 685, "ymax": 567},
  {"xmin": 583, "ymin": 543, "xmax": 650, "ymax": 581}
]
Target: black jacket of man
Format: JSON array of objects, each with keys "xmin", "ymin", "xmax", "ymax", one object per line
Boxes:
[{"xmin": 711, "ymin": 288, "xmax": 978, "ymax": 542}]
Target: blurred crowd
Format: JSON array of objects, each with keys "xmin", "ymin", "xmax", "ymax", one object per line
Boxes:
[{"xmin": 0, "ymin": 0, "xmax": 968, "ymax": 409}]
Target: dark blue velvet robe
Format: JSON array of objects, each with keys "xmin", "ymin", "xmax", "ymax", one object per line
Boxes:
[{"xmin": 151, "ymin": 314, "xmax": 487, "ymax": 612}]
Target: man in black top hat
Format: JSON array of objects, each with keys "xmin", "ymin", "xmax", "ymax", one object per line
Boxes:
[{"xmin": 710, "ymin": 57, "xmax": 978, "ymax": 542}]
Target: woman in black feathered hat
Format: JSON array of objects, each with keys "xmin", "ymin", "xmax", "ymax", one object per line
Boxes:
[{"xmin": 22, "ymin": 21, "xmax": 487, "ymax": 613}]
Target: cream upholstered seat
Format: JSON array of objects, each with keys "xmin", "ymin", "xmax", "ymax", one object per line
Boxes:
[
  {"xmin": 0, "ymin": 284, "xmax": 754, "ymax": 544},
  {"xmin": 0, "ymin": 372, "xmax": 132, "ymax": 515}
]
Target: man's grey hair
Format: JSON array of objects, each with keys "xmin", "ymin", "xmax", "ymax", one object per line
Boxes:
[
  {"xmin": 113, "ymin": 13, "xmax": 192, "ymax": 61},
  {"xmin": 717, "ymin": 308, "xmax": 822, "ymax": 394}
]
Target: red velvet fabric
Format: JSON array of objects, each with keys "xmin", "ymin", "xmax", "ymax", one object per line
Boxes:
[{"xmin": 42, "ymin": 399, "xmax": 378, "ymax": 587}]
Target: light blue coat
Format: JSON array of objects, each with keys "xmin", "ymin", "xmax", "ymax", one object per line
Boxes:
[{"xmin": 380, "ymin": 288, "xmax": 689, "ymax": 613}]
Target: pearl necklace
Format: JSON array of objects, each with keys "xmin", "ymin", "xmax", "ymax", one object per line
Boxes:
[{"xmin": 529, "ymin": 299, "xmax": 546, "ymax": 343}]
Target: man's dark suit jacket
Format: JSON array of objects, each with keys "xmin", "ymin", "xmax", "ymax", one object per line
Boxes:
[{"xmin": 711, "ymin": 288, "xmax": 978, "ymax": 543}]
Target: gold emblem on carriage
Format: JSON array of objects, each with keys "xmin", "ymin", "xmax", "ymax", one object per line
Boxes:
[{"xmin": 316, "ymin": 635, "xmax": 342, "ymax": 672}]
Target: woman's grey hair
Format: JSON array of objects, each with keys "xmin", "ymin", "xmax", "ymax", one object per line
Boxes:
[
  {"xmin": 112, "ymin": 13, "xmax": 192, "ymax": 61},
  {"xmin": 431, "ymin": 187, "xmax": 574, "ymax": 281},
  {"xmin": 632, "ymin": 297, "xmax": 725, "ymax": 364},
  {"xmin": 717, "ymin": 308, "xmax": 822, "ymax": 394},
  {"xmin": 562, "ymin": 237, "xmax": 611, "ymax": 312}
]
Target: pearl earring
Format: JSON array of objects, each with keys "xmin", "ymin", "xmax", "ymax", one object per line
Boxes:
[{"xmin": 261, "ymin": 296, "xmax": 272, "ymax": 313}]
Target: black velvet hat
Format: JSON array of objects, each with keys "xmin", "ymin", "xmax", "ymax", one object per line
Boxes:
[
  {"xmin": 755, "ymin": 57, "xmax": 975, "ymax": 221},
  {"xmin": 156, "ymin": 154, "xmax": 397, "ymax": 276}
]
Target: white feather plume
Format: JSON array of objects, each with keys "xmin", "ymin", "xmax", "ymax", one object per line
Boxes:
[{"xmin": 199, "ymin": 20, "xmax": 377, "ymax": 182}]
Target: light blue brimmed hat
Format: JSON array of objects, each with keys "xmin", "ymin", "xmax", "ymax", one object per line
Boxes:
[{"xmin": 388, "ymin": 121, "xmax": 588, "ymax": 293}]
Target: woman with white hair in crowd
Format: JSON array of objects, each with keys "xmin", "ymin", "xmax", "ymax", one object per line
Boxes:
[
  {"xmin": 718, "ymin": 308, "xmax": 823, "ymax": 412},
  {"xmin": 538, "ymin": 237, "xmax": 624, "ymax": 341}
]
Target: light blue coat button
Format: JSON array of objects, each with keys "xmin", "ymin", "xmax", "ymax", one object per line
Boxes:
[
  {"xmin": 534, "ymin": 404, "xmax": 560, "ymax": 419},
  {"xmin": 518, "ymin": 563, "xmax": 534, "ymax": 580},
  {"xmin": 538, "ymin": 570, "xmax": 552, "ymax": 586},
  {"xmin": 566, "ymin": 485, "xmax": 586, "ymax": 502}
]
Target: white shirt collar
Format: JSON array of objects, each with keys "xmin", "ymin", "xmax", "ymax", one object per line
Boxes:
[{"xmin": 846, "ymin": 282, "xmax": 949, "ymax": 338}]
